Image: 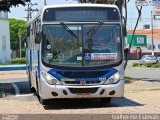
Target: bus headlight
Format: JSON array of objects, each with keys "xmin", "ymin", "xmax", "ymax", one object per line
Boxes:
[
  {"xmin": 41, "ymin": 71, "xmax": 61, "ymax": 85},
  {"xmin": 104, "ymin": 73, "xmax": 120, "ymax": 85}
]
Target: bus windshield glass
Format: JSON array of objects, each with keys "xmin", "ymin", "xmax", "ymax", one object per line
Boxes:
[{"xmin": 42, "ymin": 24, "xmax": 122, "ymax": 67}]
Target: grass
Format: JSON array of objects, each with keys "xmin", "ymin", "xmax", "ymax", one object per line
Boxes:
[
  {"xmin": 132, "ymin": 62, "xmax": 160, "ymax": 68},
  {"xmin": 125, "ymin": 76, "xmax": 133, "ymax": 81}
]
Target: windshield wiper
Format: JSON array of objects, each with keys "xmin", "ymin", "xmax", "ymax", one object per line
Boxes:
[
  {"xmin": 86, "ymin": 21, "xmax": 104, "ymax": 50},
  {"xmin": 60, "ymin": 22, "xmax": 78, "ymax": 39}
]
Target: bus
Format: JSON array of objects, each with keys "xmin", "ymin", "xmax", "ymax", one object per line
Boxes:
[{"xmin": 26, "ymin": 4, "xmax": 126, "ymax": 105}]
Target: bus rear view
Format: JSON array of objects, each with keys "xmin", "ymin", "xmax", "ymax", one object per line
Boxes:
[{"xmin": 26, "ymin": 4, "xmax": 125, "ymax": 105}]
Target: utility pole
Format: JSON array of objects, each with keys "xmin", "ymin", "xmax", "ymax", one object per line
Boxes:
[
  {"xmin": 24, "ymin": 2, "xmax": 38, "ymax": 21},
  {"xmin": 116, "ymin": 0, "xmax": 123, "ymax": 15},
  {"xmin": 44, "ymin": 0, "xmax": 47, "ymax": 5},
  {"xmin": 151, "ymin": 11, "xmax": 154, "ymax": 56}
]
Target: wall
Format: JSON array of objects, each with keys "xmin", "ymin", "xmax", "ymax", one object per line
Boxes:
[
  {"xmin": 0, "ymin": 12, "xmax": 11, "ymax": 64},
  {"xmin": 128, "ymin": 38, "xmax": 160, "ymax": 60}
]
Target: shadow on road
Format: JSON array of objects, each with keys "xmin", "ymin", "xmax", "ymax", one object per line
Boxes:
[
  {"xmin": 0, "ymin": 81, "xmax": 144, "ymax": 110},
  {"xmin": 125, "ymin": 80, "xmax": 134, "ymax": 84},
  {"xmin": 132, "ymin": 78, "xmax": 160, "ymax": 83},
  {"xmin": 0, "ymin": 81, "xmax": 30, "ymax": 97},
  {"xmin": 43, "ymin": 97, "xmax": 143, "ymax": 110}
]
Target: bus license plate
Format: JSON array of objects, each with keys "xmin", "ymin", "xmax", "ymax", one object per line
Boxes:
[{"xmin": 77, "ymin": 93, "xmax": 90, "ymax": 98}]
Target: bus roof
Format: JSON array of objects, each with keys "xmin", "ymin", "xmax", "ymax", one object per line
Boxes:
[
  {"xmin": 43, "ymin": 4, "xmax": 118, "ymax": 9},
  {"xmin": 28, "ymin": 4, "xmax": 119, "ymax": 25}
]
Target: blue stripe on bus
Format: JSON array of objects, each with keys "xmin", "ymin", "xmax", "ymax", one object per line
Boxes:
[{"xmin": 48, "ymin": 68, "xmax": 118, "ymax": 82}]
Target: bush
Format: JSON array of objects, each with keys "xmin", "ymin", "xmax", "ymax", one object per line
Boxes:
[
  {"xmin": 152, "ymin": 64, "xmax": 160, "ymax": 68},
  {"xmin": 144, "ymin": 63, "xmax": 153, "ymax": 67},
  {"xmin": 132, "ymin": 63, "xmax": 140, "ymax": 67},
  {"xmin": 11, "ymin": 58, "xmax": 26, "ymax": 64}
]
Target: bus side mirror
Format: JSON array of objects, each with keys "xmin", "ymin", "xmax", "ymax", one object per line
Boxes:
[
  {"xmin": 35, "ymin": 32, "xmax": 42, "ymax": 44},
  {"xmin": 124, "ymin": 48, "xmax": 128, "ymax": 54}
]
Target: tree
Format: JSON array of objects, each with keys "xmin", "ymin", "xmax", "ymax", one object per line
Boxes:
[
  {"xmin": 79, "ymin": 0, "xmax": 123, "ymax": 13},
  {"xmin": 0, "ymin": 0, "xmax": 30, "ymax": 11},
  {"xmin": 9, "ymin": 18, "xmax": 27, "ymax": 56},
  {"xmin": 79, "ymin": 0, "xmax": 115, "ymax": 4}
]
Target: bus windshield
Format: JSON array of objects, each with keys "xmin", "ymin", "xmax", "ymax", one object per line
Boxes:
[{"xmin": 42, "ymin": 23, "xmax": 122, "ymax": 67}]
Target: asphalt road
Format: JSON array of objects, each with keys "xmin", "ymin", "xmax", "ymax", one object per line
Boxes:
[
  {"xmin": 0, "ymin": 68, "xmax": 160, "ymax": 98},
  {"xmin": 125, "ymin": 68, "xmax": 160, "ymax": 81},
  {"xmin": 1, "ymin": 69, "xmax": 160, "ymax": 120}
]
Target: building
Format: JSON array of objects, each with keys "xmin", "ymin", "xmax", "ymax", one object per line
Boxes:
[
  {"xmin": 0, "ymin": 11, "xmax": 11, "ymax": 64},
  {"xmin": 126, "ymin": 29, "xmax": 160, "ymax": 59}
]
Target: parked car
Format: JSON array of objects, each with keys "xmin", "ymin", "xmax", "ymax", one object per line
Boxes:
[
  {"xmin": 139, "ymin": 55, "xmax": 157, "ymax": 65},
  {"xmin": 157, "ymin": 54, "xmax": 160, "ymax": 63}
]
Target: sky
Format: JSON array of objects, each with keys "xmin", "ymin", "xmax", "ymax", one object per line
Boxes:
[
  {"xmin": 8, "ymin": 0, "xmax": 78, "ymax": 20},
  {"xmin": 8, "ymin": 0, "xmax": 158, "ymax": 30}
]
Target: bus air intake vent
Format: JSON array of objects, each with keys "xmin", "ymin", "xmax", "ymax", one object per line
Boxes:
[
  {"xmin": 57, "ymin": 71, "xmax": 107, "ymax": 78},
  {"xmin": 69, "ymin": 87, "xmax": 99, "ymax": 94},
  {"xmin": 64, "ymin": 80, "xmax": 101, "ymax": 85}
]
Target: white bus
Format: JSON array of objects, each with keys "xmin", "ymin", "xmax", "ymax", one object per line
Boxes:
[{"xmin": 26, "ymin": 4, "xmax": 126, "ymax": 105}]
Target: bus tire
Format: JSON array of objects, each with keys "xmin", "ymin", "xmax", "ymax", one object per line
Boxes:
[
  {"xmin": 28, "ymin": 71, "xmax": 36, "ymax": 93},
  {"xmin": 35, "ymin": 75, "xmax": 39, "ymax": 95},
  {"xmin": 39, "ymin": 97, "xmax": 49, "ymax": 105},
  {"xmin": 100, "ymin": 98, "xmax": 111, "ymax": 104}
]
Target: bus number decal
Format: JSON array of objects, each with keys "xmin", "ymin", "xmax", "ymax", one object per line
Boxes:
[{"xmin": 85, "ymin": 53, "xmax": 117, "ymax": 60}]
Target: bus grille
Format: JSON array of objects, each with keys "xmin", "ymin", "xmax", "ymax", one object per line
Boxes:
[
  {"xmin": 57, "ymin": 71, "xmax": 107, "ymax": 78},
  {"xmin": 69, "ymin": 87, "xmax": 99, "ymax": 94},
  {"xmin": 64, "ymin": 80, "xmax": 101, "ymax": 85}
]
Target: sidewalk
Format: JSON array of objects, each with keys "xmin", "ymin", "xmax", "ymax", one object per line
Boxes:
[
  {"xmin": 125, "ymin": 80, "xmax": 160, "ymax": 92},
  {"xmin": 0, "ymin": 70, "xmax": 27, "ymax": 82}
]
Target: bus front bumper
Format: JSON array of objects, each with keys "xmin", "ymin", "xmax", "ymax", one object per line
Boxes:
[{"xmin": 39, "ymin": 80, "xmax": 124, "ymax": 100}]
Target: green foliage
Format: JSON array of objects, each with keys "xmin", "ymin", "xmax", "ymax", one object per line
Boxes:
[
  {"xmin": 80, "ymin": 0, "xmax": 115, "ymax": 4},
  {"xmin": 125, "ymin": 76, "xmax": 133, "ymax": 81},
  {"xmin": 0, "ymin": 0, "xmax": 25, "ymax": 11},
  {"xmin": 132, "ymin": 62, "xmax": 160, "ymax": 68},
  {"xmin": 11, "ymin": 58, "xmax": 26, "ymax": 64},
  {"xmin": 9, "ymin": 18, "xmax": 27, "ymax": 56},
  {"xmin": 152, "ymin": 64, "xmax": 160, "ymax": 68},
  {"xmin": 99, "ymin": 0, "xmax": 115, "ymax": 4},
  {"xmin": 144, "ymin": 63, "xmax": 153, "ymax": 67},
  {"xmin": 132, "ymin": 63, "xmax": 140, "ymax": 67}
]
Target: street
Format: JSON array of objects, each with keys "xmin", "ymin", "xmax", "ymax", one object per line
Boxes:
[
  {"xmin": 1, "ymin": 1, "xmax": 160, "ymax": 120},
  {"xmin": 0, "ymin": 69, "xmax": 160, "ymax": 116},
  {"xmin": 125, "ymin": 68, "xmax": 160, "ymax": 81}
]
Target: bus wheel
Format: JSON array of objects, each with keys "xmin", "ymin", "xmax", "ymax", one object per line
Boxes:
[
  {"xmin": 28, "ymin": 72, "xmax": 36, "ymax": 93},
  {"xmin": 39, "ymin": 97, "xmax": 49, "ymax": 105},
  {"xmin": 30, "ymin": 86, "xmax": 36, "ymax": 93},
  {"xmin": 100, "ymin": 98, "xmax": 111, "ymax": 104}
]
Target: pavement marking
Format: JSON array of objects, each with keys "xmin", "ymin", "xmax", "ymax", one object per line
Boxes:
[{"xmin": 11, "ymin": 83, "xmax": 20, "ymax": 96}]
